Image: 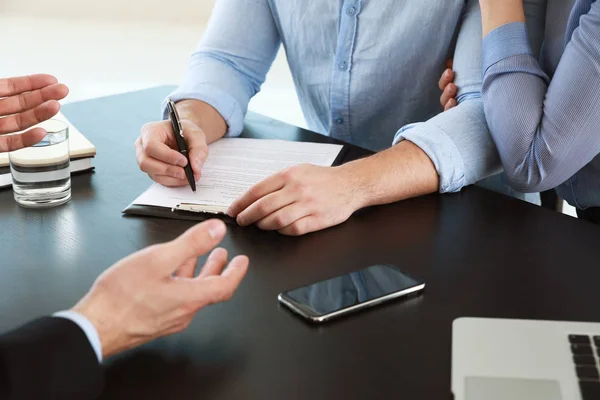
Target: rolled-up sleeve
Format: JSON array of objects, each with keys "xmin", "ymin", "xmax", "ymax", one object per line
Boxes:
[
  {"xmin": 394, "ymin": 101, "xmax": 497, "ymax": 193},
  {"xmin": 482, "ymin": 2, "xmax": 600, "ymax": 193},
  {"xmin": 394, "ymin": 0, "xmax": 501, "ymax": 193},
  {"xmin": 162, "ymin": 0, "xmax": 281, "ymax": 137},
  {"xmin": 394, "ymin": 0, "xmax": 548, "ymax": 194}
]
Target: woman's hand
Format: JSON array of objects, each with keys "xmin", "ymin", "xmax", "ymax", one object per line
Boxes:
[{"xmin": 438, "ymin": 59, "xmax": 457, "ymax": 111}]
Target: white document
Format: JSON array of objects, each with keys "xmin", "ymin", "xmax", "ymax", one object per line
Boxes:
[{"xmin": 132, "ymin": 138, "xmax": 343, "ymax": 213}]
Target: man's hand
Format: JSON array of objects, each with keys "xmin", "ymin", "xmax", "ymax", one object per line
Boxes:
[
  {"xmin": 0, "ymin": 74, "xmax": 69, "ymax": 152},
  {"xmin": 438, "ymin": 59, "xmax": 457, "ymax": 111},
  {"xmin": 72, "ymin": 220, "xmax": 249, "ymax": 358},
  {"xmin": 135, "ymin": 119, "xmax": 208, "ymax": 187},
  {"xmin": 228, "ymin": 164, "xmax": 363, "ymax": 236}
]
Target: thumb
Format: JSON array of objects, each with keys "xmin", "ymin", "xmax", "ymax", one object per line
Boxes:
[
  {"xmin": 181, "ymin": 120, "xmax": 208, "ymax": 177},
  {"xmin": 160, "ymin": 220, "xmax": 227, "ymax": 270}
]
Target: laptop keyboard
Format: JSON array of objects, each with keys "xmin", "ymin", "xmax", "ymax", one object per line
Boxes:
[{"xmin": 569, "ymin": 334, "xmax": 600, "ymax": 399}]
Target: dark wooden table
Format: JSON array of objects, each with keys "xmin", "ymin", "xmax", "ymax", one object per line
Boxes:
[{"xmin": 1, "ymin": 87, "xmax": 599, "ymax": 400}]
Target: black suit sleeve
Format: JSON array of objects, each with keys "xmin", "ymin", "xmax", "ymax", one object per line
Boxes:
[{"xmin": 0, "ymin": 317, "xmax": 104, "ymax": 400}]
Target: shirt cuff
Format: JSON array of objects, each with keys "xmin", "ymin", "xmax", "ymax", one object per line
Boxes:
[
  {"xmin": 161, "ymin": 84, "xmax": 245, "ymax": 138},
  {"xmin": 393, "ymin": 123, "xmax": 466, "ymax": 193},
  {"xmin": 483, "ymin": 22, "xmax": 533, "ymax": 72},
  {"xmin": 54, "ymin": 310, "xmax": 102, "ymax": 363}
]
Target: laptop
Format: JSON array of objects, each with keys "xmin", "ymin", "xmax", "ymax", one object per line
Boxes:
[{"xmin": 452, "ymin": 318, "xmax": 600, "ymax": 400}]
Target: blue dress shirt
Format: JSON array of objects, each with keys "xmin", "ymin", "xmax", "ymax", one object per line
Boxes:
[
  {"xmin": 482, "ymin": 0, "xmax": 600, "ymax": 209},
  {"xmin": 166, "ymin": 0, "xmax": 532, "ymax": 198}
]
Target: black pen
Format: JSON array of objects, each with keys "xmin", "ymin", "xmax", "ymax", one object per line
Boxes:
[{"xmin": 167, "ymin": 99, "xmax": 196, "ymax": 192}]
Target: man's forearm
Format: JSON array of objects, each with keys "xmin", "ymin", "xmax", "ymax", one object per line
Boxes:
[
  {"xmin": 343, "ymin": 141, "xmax": 440, "ymax": 209},
  {"xmin": 175, "ymin": 100, "xmax": 228, "ymax": 144},
  {"xmin": 480, "ymin": 0, "xmax": 525, "ymax": 37}
]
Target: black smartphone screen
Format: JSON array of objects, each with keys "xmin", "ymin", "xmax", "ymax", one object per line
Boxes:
[{"xmin": 282, "ymin": 264, "xmax": 424, "ymax": 317}]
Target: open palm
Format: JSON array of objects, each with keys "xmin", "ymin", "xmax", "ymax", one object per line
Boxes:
[{"xmin": 0, "ymin": 74, "xmax": 69, "ymax": 153}]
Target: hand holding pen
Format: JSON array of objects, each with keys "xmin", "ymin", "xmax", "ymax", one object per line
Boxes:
[
  {"xmin": 167, "ymin": 99, "xmax": 197, "ymax": 192},
  {"xmin": 135, "ymin": 100, "xmax": 208, "ymax": 189}
]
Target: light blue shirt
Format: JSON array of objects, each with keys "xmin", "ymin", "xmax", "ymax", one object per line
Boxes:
[
  {"xmin": 54, "ymin": 311, "xmax": 102, "ymax": 363},
  {"xmin": 481, "ymin": 0, "xmax": 600, "ymax": 209},
  {"xmin": 167, "ymin": 0, "xmax": 529, "ymax": 198}
]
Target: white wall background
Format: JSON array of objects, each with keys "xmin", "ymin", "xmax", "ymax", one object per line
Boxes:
[
  {"xmin": 0, "ymin": 0, "xmax": 215, "ymax": 24},
  {"xmin": 0, "ymin": 0, "xmax": 304, "ymax": 128}
]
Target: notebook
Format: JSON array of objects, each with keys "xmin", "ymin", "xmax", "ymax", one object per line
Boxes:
[
  {"xmin": 0, "ymin": 112, "xmax": 96, "ymax": 188},
  {"xmin": 125, "ymin": 138, "xmax": 344, "ymax": 220}
]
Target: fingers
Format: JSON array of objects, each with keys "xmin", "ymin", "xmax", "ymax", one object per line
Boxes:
[
  {"xmin": 194, "ymin": 255, "xmax": 249, "ymax": 305},
  {"xmin": 135, "ymin": 139, "xmax": 187, "ymax": 180},
  {"xmin": 181, "ymin": 120, "xmax": 209, "ymax": 178},
  {"xmin": 228, "ymin": 174, "xmax": 286, "ymax": 217},
  {"xmin": 0, "ymin": 100, "xmax": 61, "ymax": 135},
  {"xmin": 0, "ymin": 83, "xmax": 69, "ymax": 117},
  {"xmin": 135, "ymin": 143, "xmax": 185, "ymax": 180},
  {"xmin": 278, "ymin": 216, "xmax": 319, "ymax": 236},
  {"xmin": 221, "ymin": 255, "xmax": 249, "ymax": 280},
  {"xmin": 0, "ymin": 127, "xmax": 47, "ymax": 153},
  {"xmin": 137, "ymin": 120, "xmax": 207, "ymax": 184},
  {"xmin": 198, "ymin": 248, "xmax": 228, "ymax": 278},
  {"xmin": 236, "ymin": 191, "xmax": 294, "ymax": 227},
  {"xmin": 176, "ymin": 247, "xmax": 227, "ymax": 279},
  {"xmin": 445, "ymin": 59, "xmax": 454, "ymax": 70},
  {"xmin": 159, "ymin": 220, "xmax": 227, "ymax": 269},
  {"xmin": 444, "ymin": 98, "xmax": 457, "ymax": 112},
  {"xmin": 145, "ymin": 140, "xmax": 188, "ymax": 167},
  {"xmin": 440, "ymin": 83, "xmax": 457, "ymax": 109},
  {"xmin": 0, "ymin": 74, "xmax": 59, "ymax": 97},
  {"xmin": 438, "ymin": 66, "xmax": 457, "ymax": 110},
  {"xmin": 176, "ymin": 258, "xmax": 198, "ymax": 279},
  {"xmin": 438, "ymin": 69, "xmax": 454, "ymax": 91},
  {"xmin": 256, "ymin": 203, "xmax": 308, "ymax": 231}
]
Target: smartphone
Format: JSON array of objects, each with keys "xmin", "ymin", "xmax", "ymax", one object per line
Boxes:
[{"xmin": 278, "ymin": 264, "xmax": 425, "ymax": 323}]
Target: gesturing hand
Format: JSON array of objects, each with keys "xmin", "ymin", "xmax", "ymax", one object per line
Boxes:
[
  {"xmin": 72, "ymin": 220, "xmax": 249, "ymax": 358},
  {"xmin": 0, "ymin": 74, "xmax": 69, "ymax": 152}
]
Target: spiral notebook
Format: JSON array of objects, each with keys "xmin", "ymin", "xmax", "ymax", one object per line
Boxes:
[{"xmin": 124, "ymin": 138, "xmax": 344, "ymax": 221}]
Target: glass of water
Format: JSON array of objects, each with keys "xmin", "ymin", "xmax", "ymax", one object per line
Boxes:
[{"xmin": 9, "ymin": 119, "xmax": 71, "ymax": 208}]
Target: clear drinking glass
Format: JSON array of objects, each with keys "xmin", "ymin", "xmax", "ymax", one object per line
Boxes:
[{"xmin": 9, "ymin": 119, "xmax": 71, "ymax": 208}]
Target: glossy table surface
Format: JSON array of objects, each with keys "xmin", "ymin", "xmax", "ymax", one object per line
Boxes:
[{"xmin": 1, "ymin": 87, "xmax": 599, "ymax": 400}]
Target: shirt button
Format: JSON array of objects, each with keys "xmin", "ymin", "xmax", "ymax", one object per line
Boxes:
[
  {"xmin": 335, "ymin": 117, "xmax": 344, "ymax": 124},
  {"xmin": 339, "ymin": 61, "xmax": 348, "ymax": 71},
  {"xmin": 346, "ymin": 7, "xmax": 356, "ymax": 16}
]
